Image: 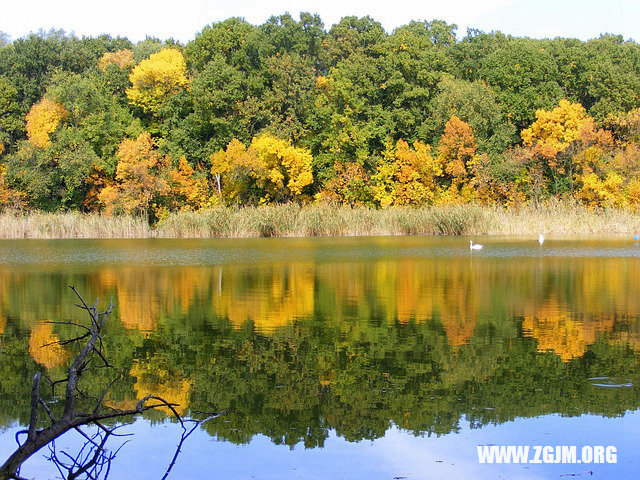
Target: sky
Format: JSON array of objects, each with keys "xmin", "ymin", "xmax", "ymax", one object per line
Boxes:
[{"xmin": 1, "ymin": 0, "xmax": 639, "ymax": 43}]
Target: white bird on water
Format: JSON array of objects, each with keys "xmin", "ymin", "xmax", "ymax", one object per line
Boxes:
[
  {"xmin": 538, "ymin": 233, "xmax": 545, "ymax": 245},
  {"xmin": 469, "ymin": 240, "xmax": 483, "ymax": 250}
]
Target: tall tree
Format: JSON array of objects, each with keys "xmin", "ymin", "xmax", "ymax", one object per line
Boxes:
[
  {"xmin": 126, "ymin": 48, "xmax": 189, "ymax": 114},
  {"xmin": 98, "ymin": 132, "xmax": 169, "ymax": 216}
]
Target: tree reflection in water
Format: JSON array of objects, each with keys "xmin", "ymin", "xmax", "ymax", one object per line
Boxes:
[{"xmin": 0, "ymin": 242, "xmax": 639, "ymax": 476}]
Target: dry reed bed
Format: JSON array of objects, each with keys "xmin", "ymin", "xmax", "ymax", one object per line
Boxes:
[
  {"xmin": 0, "ymin": 212, "xmax": 151, "ymax": 238},
  {"xmin": 0, "ymin": 204, "xmax": 639, "ymax": 239}
]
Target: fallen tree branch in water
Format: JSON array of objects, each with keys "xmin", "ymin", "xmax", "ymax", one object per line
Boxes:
[{"xmin": 0, "ymin": 286, "xmax": 216, "ymax": 480}]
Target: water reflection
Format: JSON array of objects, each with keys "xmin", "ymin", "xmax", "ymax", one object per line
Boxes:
[{"xmin": 0, "ymin": 238, "xmax": 640, "ymax": 454}]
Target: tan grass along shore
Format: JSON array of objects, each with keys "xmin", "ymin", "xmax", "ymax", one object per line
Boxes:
[{"xmin": 0, "ymin": 203, "xmax": 639, "ymax": 239}]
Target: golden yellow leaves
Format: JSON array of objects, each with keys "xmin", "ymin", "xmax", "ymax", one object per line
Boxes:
[
  {"xmin": 25, "ymin": 98, "xmax": 67, "ymax": 148},
  {"xmin": 211, "ymin": 134, "xmax": 313, "ymax": 204},
  {"xmin": 98, "ymin": 49, "xmax": 135, "ymax": 70},
  {"xmin": 130, "ymin": 362, "xmax": 192, "ymax": 415},
  {"xmin": 315, "ymin": 75, "xmax": 331, "ymax": 91},
  {"xmin": 521, "ymin": 100, "xmax": 594, "ymax": 157},
  {"xmin": 29, "ymin": 323, "xmax": 68, "ymax": 369},
  {"xmin": 368, "ymin": 117, "xmax": 481, "ymax": 208},
  {"xmin": 440, "ymin": 116, "xmax": 477, "ymax": 173},
  {"xmin": 626, "ymin": 177, "xmax": 640, "ymax": 209},
  {"xmin": 250, "ymin": 134, "xmax": 314, "ymax": 199},
  {"xmin": 518, "ymin": 101, "xmax": 637, "ymax": 209},
  {"xmin": 98, "ymin": 132, "xmax": 169, "ymax": 216},
  {"xmin": 215, "ymin": 264, "xmax": 315, "ymax": 332},
  {"xmin": 210, "ymin": 138, "xmax": 262, "ymax": 201},
  {"xmin": 167, "ymin": 157, "xmax": 211, "ymax": 212},
  {"xmin": 126, "ymin": 49, "xmax": 188, "ymax": 113},
  {"xmin": 577, "ymin": 172, "xmax": 625, "ymax": 208},
  {"xmin": 372, "ymin": 139, "xmax": 441, "ymax": 207},
  {"xmin": 523, "ymin": 311, "xmax": 614, "ymax": 362},
  {"xmin": 98, "ymin": 134, "xmax": 212, "ymax": 217},
  {"xmin": 436, "ymin": 116, "xmax": 479, "ymax": 204}
]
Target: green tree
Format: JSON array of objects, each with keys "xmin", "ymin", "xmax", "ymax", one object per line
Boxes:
[
  {"xmin": 0, "ymin": 77, "xmax": 24, "ymax": 150},
  {"xmin": 428, "ymin": 76, "xmax": 515, "ymax": 153},
  {"xmin": 46, "ymin": 71, "xmax": 140, "ymax": 171},
  {"xmin": 477, "ymin": 38, "xmax": 564, "ymax": 130},
  {"xmin": 319, "ymin": 16, "xmax": 386, "ymax": 68},
  {"xmin": 5, "ymin": 129, "xmax": 98, "ymax": 210},
  {"xmin": 159, "ymin": 55, "xmax": 249, "ymax": 168},
  {"xmin": 184, "ymin": 18, "xmax": 260, "ymax": 73},
  {"xmin": 259, "ymin": 52, "xmax": 316, "ymax": 142}
]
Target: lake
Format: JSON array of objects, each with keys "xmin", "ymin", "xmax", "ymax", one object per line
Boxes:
[{"xmin": 1, "ymin": 236, "xmax": 640, "ymax": 479}]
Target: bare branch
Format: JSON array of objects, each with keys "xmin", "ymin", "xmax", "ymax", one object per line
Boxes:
[
  {"xmin": 0, "ymin": 287, "xmax": 200, "ymax": 480},
  {"xmin": 46, "ymin": 320, "xmax": 92, "ymax": 332},
  {"xmin": 27, "ymin": 373, "xmax": 41, "ymax": 442},
  {"xmin": 13, "ymin": 431, "xmax": 27, "ymax": 448},
  {"xmin": 38, "ymin": 399, "xmax": 56, "ymax": 423},
  {"xmin": 93, "ymin": 377, "xmax": 120, "ymax": 415}
]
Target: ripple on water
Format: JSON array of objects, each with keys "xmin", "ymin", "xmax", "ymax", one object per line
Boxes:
[{"xmin": 588, "ymin": 376, "xmax": 634, "ymax": 388}]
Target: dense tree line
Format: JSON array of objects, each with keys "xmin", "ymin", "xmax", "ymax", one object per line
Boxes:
[{"xmin": 1, "ymin": 15, "xmax": 640, "ymax": 218}]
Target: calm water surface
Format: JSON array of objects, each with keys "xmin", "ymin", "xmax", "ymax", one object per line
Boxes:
[{"xmin": 1, "ymin": 236, "xmax": 640, "ymax": 479}]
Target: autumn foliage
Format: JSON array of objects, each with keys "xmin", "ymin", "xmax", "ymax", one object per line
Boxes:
[
  {"xmin": 438, "ymin": 116, "xmax": 478, "ymax": 203},
  {"xmin": 98, "ymin": 49, "xmax": 135, "ymax": 70},
  {"xmin": 210, "ymin": 134, "xmax": 313, "ymax": 204},
  {"xmin": 317, "ymin": 161, "xmax": 372, "ymax": 206},
  {"xmin": 28, "ymin": 323, "xmax": 68, "ymax": 369},
  {"xmin": 99, "ymin": 132, "xmax": 169, "ymax": 216},
  {"xmin": 522, "ymin": 100, "xmax": 594, "ymax": 158},
  {"xmin": 372, "ymin": 139, "xmax": 441, "ymax": 207},
  {"xmin": 166, "ymin": 157, "xmax": 211, "ymax": 211},
  {"xmin": 25, "ymin": 99, "xmax": 67, "ymax": 148},
  {"xmin": 4, "ymin": 20, "xmax": 640, "ymax": 216},
  {"xmin": 126, "ymin": 48, "xmax": 189, "ymax": 113}
]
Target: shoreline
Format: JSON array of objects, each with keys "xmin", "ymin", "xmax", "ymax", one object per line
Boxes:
[{"xmin": 1, "ymin": 204, "xmax": 640, "ymax": 239}]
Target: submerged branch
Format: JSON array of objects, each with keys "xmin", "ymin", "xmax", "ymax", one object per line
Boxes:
[{"xmin": 0, "ymin": 287, "xmax": 216, "ymax": 480}]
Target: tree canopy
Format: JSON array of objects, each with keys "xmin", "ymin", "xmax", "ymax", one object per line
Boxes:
[{"xmin": 2, "ymin": 17, "xmax": 640, "ymax": 215}]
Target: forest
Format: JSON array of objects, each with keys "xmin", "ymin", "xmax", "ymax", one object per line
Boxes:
[{"xmin": 1, "ymin": 14, "xmax": 640, "ymax": 220}]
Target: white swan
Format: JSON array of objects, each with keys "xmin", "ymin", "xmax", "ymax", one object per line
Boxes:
[
  {"xmin": 470, "ymin": 240, "xmax": 483, "ymax": 250},
  {"xmin": 538, "ymin": 233, "xmax": 544, "ymax": 245}
]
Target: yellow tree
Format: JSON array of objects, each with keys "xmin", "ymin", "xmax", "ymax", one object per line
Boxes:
[
  {"xmin": 98, "ymin": 132, "xmax": 169, "ymax": 216},
  {"xmin": 98, "ymin": 49, "xmax": 135, "ymax": 70},
  {"xmin": 577, "ymin": 172, "xmax": 625, "ymax": 208},
  {"xmin": 29, "ymin": 323, "xmax": 68, "ymax": 370},
  {"xmin": 210, "ymin": 135, "xmax": 314, "ymax": 204},
  {"xmin": 393, "ymin": 139, "xmax": 441, "ymax": 205},
  {"xmin": 25, "ymin": 98, "xmax": 67, "ymax": 148},
  {"xmin": 249, "ymin": 134, "xmax": 314, "ymax": 202},
  {"xmin": 210, "ymin": 138, "xmax": 263, "ymax": 204},
  {"xmin": 523, "ymin": 100, "xmax": 618, "ymax": 199},
  {"xmin": 165, "ymin": 157, "xmax": 211, "ymax": 211},
  {"xmin": 522, "ymin": 100, "xmax": 595, "ymax": 158},
  {"xmin": 129, "ymin": 362, "xmax": 192, "ymax": 415},
  {"xmin": 372, "ymin": 139, "xmax": 441, "ymax": 207},
  {"xmin": 438, "ymin": 116, "xmax": 477, "ymax": 203},
  {"xmin": 126, "ymin": 49, "xmax": 188, "ymax": 113}
]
